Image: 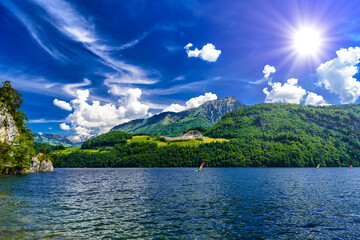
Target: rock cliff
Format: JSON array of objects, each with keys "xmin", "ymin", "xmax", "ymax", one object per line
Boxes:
[
  {"xmin": 22, "ymin": 153, "xmax": 54, "ymax": 174},
  {"xmin": 0, "ymin": 105, "xmax": 54, "ymax": 174},
  {"xmin": 0, "ymin": 105, "xmax": 19, "ymax": 143}
]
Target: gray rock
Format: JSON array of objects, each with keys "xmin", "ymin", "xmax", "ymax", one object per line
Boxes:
[
  {"xmin": 22, "ymin": 153, "xmax": 54, "ymax": 174},
  {"xmin": 0, "ymin": 107, "xmax": 19, "ymax": 143}
]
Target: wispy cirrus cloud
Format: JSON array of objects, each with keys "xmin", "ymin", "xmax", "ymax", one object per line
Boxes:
[
  {"xmin": 2, "ymin": 0, "xmax": 67, "ymax": 60},
  {"xmin": 0, "ymin": 68, "xmax": 93, "ymax": 99},
  {"xmin": 4, "ymin": 0, "xmax": 159, "ymax": 90},
  {"xmin": 63, "ymin": 78, "xmax": 92, "ymax": 97},
  {"xmin": 144, "ymin": 80, "xmax": 209, "ymax": 96},
  {"xmin": 28, "ymin": 118, "xmax": 64, "ymax": 123}
]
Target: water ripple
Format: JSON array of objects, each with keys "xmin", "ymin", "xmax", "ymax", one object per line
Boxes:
[{"xmin": 1, "ymin": 168, "xmax": 360, "ymax": 239}]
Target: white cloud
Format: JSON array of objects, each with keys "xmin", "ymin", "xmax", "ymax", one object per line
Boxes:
[
  {"xmin": 39, "ymin": 132, "xmax": 43, "ymax": 135},
  {"xmin": 186, "ymin": 92, "xmax": 218, "ymax": 108},
  {"xmin": 173, "ymin": 75, "xmax": 185, "ymax": 81},
  {"xmin": 60, "ymin": 123, "xmax": 70, "ymax": 130},
  {"xmin": 263, "ymin": 65, "xmax": 276, "ymax": 79},
  {"xmin": 163, "ymin": 104, "xmax": 187, "ymax": 113},
  {"xmin": 317, "ymin": 47, "xmax": 360, "ymax": 104},
  {"xmin": 64, "ymin": 88, "xmax": 149, "ymax": 136},
  {"xmin": 104, "ymin": 73, "xmax": 157, "ymax": 97},
  {"xmin": 163, "ymin": 92, "xmax": 217, "ymax": 113},
  {"xmin": 305, "ymin": 92, "xmax": 329, "ymax": 106},
  {"xmin": 184, "ymin": 43, "xmax": 193, "ymax": 49},
  {"xmin": 63, "ymin": 27, "xmax": 96, "ymax": 43},
  {"xmin": 185, "ymin": 43, "xmax": 221, "ymax": 62},
  {"xmin": 63, "ymin": 78, "xmax": 91, "ymax": 97},
  {"xmin": 2, "ymin": 1, "xmax": 66, "ymax": 60},
  {"xmin": 263, "ymin": 78, "xmax": 307, "ymax": 104},
  {"xmin": 6, "ymin": 0, "xmax": 158, "ymax": 95},
  {"xmin": 28, "ymin": 119, "xmax": 63, "ymax": 123},
  {"xmin": 31, "ymin": 0, "xmax": 97, "ymax": 44},
  {"xmin": 73, "ymin": 126, "xmax": 91, "ymax": 136},
  {"xmin": 287, "ymin": 78, "xmax": 298, "ymax": 85},
  {"xmin": 145, "ymin": 80, "xmax": 208, "ymax": 96},
  {"xmin": 53, "ymin": 99, "xmax": 72, "ymax": 111}
]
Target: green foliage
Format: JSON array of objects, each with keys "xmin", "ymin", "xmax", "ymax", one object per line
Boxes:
[
  {"xmin": 133, "ymin": 133, "xmax": 155, "ymax": 137},
  {"xmin": 183, "ymin": 127, "xmax": 209, "ymax": 135},
  {"xmin": 0, "ymin": 81, "xmax": 33, "ymax": 139},
  {"xmin": 34, "ymin": 142, "xmax": 65, "ymax": 153},
  {"xmin": 81, "ymin": 131, "xmax": 132, "ymax": 149},
  {"xmin": 56, "ymin": 103, "xmax": 360, "ymax": 168},
  {"xmin": 206, "ymin": 103, "xmax": 360, "ymax": 166},
  {"xmin": 0, "ymin": 81, "xmax": 23, "ymax": 116},
  {"xmin": 0, "ymin": 135, "xmax": 34, "ymax": 173},
  {"xmin": 36, "ymin": 148, "xmax": 58, "ymax": 165},
  {"xmin": 0, "ymin": 81, "xmax": 35, "ymax": 173}
]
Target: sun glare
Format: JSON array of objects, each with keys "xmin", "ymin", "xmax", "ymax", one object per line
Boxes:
[{"xmin": 293, "ymin": 28, "xmax": 322, "ymax": 57}]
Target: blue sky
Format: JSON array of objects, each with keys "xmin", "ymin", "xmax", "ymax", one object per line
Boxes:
[{"xmin": 2, "ymin": 0, "xmax": 360, "ymax": 137}]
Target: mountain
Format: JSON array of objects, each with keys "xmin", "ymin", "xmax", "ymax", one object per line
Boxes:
[
  {"xmin": 56, "ymin": 103, "xmax": 360, "ymax": 168},
  {"xmin": 111, "ymin": 96, "xmax": 245, "ymax": 137},
  {"xmin": 34, "ymin": 133, "xmax": 86, "ymax": 147},
  {"xmin": 206, "ymin": 103, "xmax": 360, "ymax": 166}
]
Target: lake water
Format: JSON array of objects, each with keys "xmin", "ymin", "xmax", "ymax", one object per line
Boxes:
[{"xmin": 1, "ymin": 168, "xmax": 360, "ymax": 239}]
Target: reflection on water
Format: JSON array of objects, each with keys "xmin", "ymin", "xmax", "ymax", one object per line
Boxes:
[{"xmin": 1, "ymin": 168, "xmax": 360, "ymax": 239}]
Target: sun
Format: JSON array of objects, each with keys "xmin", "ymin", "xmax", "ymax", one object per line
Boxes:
[{"xmin": 292, "ymin": 27, "xmax": 323, "ymax": 57}]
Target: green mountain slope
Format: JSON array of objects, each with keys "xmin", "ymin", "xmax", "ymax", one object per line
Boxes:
[
  {"xmin": 206, "ymin": 103, "xmax": 360, "ymax": 166},
  {"xmin": 111, "ymin": 96, "xmax": 245, "ymax": 137},
  {"xmin": 56, "ymin": 102, "xmax": 360, "ymax": 168},
  {"xmin": 34, "ymin": 133, "xmax": 81, "ymax": 147}
]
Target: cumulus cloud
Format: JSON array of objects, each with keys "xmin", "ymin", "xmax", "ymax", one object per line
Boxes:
[
  {"xmin": 263, "ymin": 78, "xmax": 307, "ymax": 104},
  {"xmin": 317, "ymin": 47, "xmax": 360, "ymax": 104},
  {"xmin": 248, "ymin": 65, "xmax": 276, "ymax": 85},
  {"xmin": 53, "ymin": 99, "xmax": 72, "ymax": 111},
  {"xmin": 184, "ymin": 43, "xmax": 193, "ymax": 49},
  {"xmin": 305, "ymin": 92, "xmax": 329, "ymax": 106},
  {"xmin": 163, "ymin": 104, "xmax": 187, "ymax": 113},
  {"xmin": 263, "ymin": 65, "xmax": 276, "ymax": 79},
  {"xmin": 163, "ymin": 92, "xmax": 217, "ymax": 113},
  {"xmin": 185, "ymin": 43, "xmax": 221, "ymax": 62},
  {"xmin": 60, "ymin": 88, "xmax": 149, "ymax": 136},
  {"xmin": 60, "ymin": 123, "xmax": 70, "ymax": 130}
]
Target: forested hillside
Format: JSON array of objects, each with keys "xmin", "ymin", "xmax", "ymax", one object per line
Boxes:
[
  {"xmin": 206, "ymin": 103, "xmax": 360, "ymax": 166},
  {"xmin": 56, "ymin": 103, "xmax": 360, "ymax": 168}
]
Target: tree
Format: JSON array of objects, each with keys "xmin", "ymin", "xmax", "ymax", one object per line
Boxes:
[
  {"xmin": 0, "ymin": 81, "xmax": 35, "ymax": 173},
  {"xmin": 0, "ymin": 80, "xmax": 23, "ymax": 115}
]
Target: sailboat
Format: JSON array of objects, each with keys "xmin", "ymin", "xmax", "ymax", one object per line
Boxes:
[
  {"xmin": 316, "ymin": 164, "xmax": 320, "ymax": 169},
  {"xmin": 198, "ymin": 162, "xmax": 205, "ymax": 171},
  {"xmin": 350, "ymin": 163, "xmax": 353, "ymax": 169}
]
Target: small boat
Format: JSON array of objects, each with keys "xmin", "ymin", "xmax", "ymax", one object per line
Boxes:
[
  {"xmin": 316, "ymin": 164, "xmax": 320, "ymax": 169},
  {"xmin": 350, "ymin": 163, "xmax": 353, "ymax": 169},
  {"xmin": 198, "ymin": 162, "xmax": 205, "ymax": 171}
]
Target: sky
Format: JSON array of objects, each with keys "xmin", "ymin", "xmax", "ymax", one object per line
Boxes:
[{"xmin": 2, "ymin": 0, "xmax": 360, "ymax": 137}]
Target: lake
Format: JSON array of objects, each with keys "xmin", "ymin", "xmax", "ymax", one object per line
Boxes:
[{"xmin": 1, "ymin": 168, "xmax": 360, "ymax": 239}]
